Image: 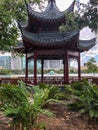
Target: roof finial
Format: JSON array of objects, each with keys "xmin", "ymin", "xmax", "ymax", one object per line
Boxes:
[{"xmin": 48, "ymin": 0, "xmax": 55, "ymax": 3}]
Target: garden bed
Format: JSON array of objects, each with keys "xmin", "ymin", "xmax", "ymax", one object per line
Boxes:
[{"xmin": 0, "ymin": 103, "xmax": 98, "ymax": 130}]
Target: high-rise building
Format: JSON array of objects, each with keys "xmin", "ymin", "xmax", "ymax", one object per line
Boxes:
[
  {"xmin": 11, "ymin": 56, "xmax": 22, "ymax": 70},
  {"xmin": 0, "ymin": 52, "xmax": 11, "ymax": 69},
  {"xmin": 0, "ymin": 52, "xmax": 22, "ymax": 70},
  {"xmin": 21, "ymin": 56, "xmax": 41, "ymax": 70},
  {"xmin": 44, "ymin": 60, "xmax": 63, "ymax": 70}
]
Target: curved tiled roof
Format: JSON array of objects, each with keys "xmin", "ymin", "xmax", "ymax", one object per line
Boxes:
[
  {"xmin": 78, "ymin": 38, "xmax": 96, "ymax": 51},
  {"xmin": 15, "ymin": 42, "xmax": 25, "ymax": 53},
  {"xmin": 17, "ymin": 0, "xmax": 96, "ymax": 53},
  {"xmin": 16, "ymin": 37, "xmax": 96, "ymax": 53},
  {"xmin": 18, "ymin": 22, "xmax": 96, "ymax": 52},
  {"xmin": 25, "ymin": 0, "xmax": 75, "ymax": 23},
  {"xmin": 21, "ymin": 27, "xmax": 78, "ymax": 47}
]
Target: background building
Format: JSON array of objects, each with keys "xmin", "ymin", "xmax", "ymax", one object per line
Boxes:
[
  {"xmin": 44, "ymin": 60, "xmax": 63, "ymax": 70},
  {"xmin": 11, "ymin": 56, "xmax": 22, "ymax": 70},
  {"xmin": 0, "ymin": 52, "xmax": 22, "ymax": 70},
  {"xmin": 0, "ymin": 52, "xmax": 11, "ymax": 69}
]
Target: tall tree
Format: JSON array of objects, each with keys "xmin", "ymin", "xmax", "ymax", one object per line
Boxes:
[
  {"xmin": 0, "ymin": 0, "xmax": 17, "ymax": 51},
  {"xmin": 59, "ymin": 0, "xmax": 98, "ymax": 32},
  {"xmin": 86, "ymin": 58, "xmax": 98, "ymax": 74},
  {"xmin": 84, "ymin": 0, "xmax": 98, "ymax": 32},
  {"xmin": 0, "ymin": 0, "xmax": 44, "ymax": 51}
]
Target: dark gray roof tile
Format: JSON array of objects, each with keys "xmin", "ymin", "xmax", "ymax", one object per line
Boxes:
[
  {"xmin": 78, "ymin": 38, "xmax": 96, "ymax": 51},
  {"xmin": 21, "ymin": 28, "xmax": 78, "ymax": 46},
  {"xmin": 26, "ymin": 0, "xmax": 75, "ymax": 22}
]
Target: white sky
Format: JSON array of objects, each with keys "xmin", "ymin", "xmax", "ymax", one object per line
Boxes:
[
  {"xmin": 0, "ymin": 52, "xmax": 11, "ymax": 56},
  {"xmin": 56, "ymin": 0, "xmax": 89, "ymax": 11}
]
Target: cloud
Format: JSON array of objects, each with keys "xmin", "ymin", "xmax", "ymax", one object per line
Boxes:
[
  {"xmin": 70, "ymin": 60, "xmax": 78, "ymax": 68},
  {"xmin": 56, "ymin": 0, "xmax": 89, "ymax": 11},
  {"xmin": 79, "ymin": 27, "xmax": 96, "ymax": 40},
  {"xmin": 81, "ymin": 38, "xmax": 98, "ymax": 65},
  {"xmin": 80, "ymin": 0, "xmax": 89, "ymax": 4},
  {"xmin": 56, "ymin": 0, "xmax": 74, "ymax": 11}
]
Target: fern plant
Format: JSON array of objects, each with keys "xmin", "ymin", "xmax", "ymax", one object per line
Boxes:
[
  {"xmin": 32, "ymin": 84, "xmax": 64, "ymax": 108},
  {"xmin": 68, "ymin": 79, "xmax": 98, "ymax": 121},
  {"xmin": 0, "ymin": 81, "xmax": 53, "ymax": 130},
  {"xmin": 39, "ymin": 83, "xmax": 71, "ymax": 101}
]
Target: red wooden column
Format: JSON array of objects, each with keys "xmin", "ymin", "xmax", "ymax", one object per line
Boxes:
[
  {"xmin": 64, "ymin": 50, "xmax": 69, "ymax": 84},
  {"xmin": 78, "ymin": 52, "xmax": 81, "ymax": 80},
  {"xmin": 25, "ymin": 50, "xmax": 28, "ymax": 85},
  {"xmin": 34, "ymin": 51, "xmax": 37, "ymax": 85},
  {"xmin": 41, "ymin": 59, "xmax": 44, "ymax": 83}
]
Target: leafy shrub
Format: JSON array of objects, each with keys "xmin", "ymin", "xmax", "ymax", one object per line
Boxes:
[
  {"xmin": 39, "ymin": 83, "xmax": 68, "ymax": 100},
  {"xmin": 0, "ymin": 68, "xmax": 12, "ymax": 75},
  {"xmin": 32, "ymin": 83, "xmax": 63, "ymax": 107},
  {"xmin": 68, "ymin": 79, "xmax": 98, "ymax": 120},
  {"xmin": 12, "ymin": 69, "xmax": 24, "ymax": 74},
  {"xmin": 0, "ymin": 81, "xmax": 53, "ymax": 130}
]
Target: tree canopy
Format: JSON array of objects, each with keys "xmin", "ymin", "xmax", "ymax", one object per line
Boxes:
[
  {"xmin": 0, "ymin": 0, "xmax": 98, "ymax": 51},
  {"xmin": 59, "ymin": 0, "xmax": 98, "ymax": 32},
  {"xmin": 0, "ymin": 0, "xmax": 44, "ymax": 51},
  {"xmin": 86, "ymin": 58, "xmax": 98, "ymax": 74}
]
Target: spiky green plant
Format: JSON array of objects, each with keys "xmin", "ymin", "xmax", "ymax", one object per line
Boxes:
[
  {"xmin": 68, "ymin": 79, "xmax": 98, "ymax": 121},
  {"xmin": 0, "ymin": 81, "xmax": 53, "ymax": 130}
]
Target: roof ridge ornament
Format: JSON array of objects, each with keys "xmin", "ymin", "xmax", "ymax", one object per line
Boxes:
[
  {"xmin": 48, "ymin": 0, "xmax": 56, "ymax": 3},
  {"xmin": 23, "ymin": 0, "xmax": 75, "ymax": 23}
]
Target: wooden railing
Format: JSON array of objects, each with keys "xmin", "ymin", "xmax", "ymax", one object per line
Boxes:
[{"xmin": 0, "ymin": 76, "xmax": 98, "ymax": 86}]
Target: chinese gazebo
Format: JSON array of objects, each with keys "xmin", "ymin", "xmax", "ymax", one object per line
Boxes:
[{"xmin": 17, "ymin": 0, "xmax": 96, "ymax": 85}]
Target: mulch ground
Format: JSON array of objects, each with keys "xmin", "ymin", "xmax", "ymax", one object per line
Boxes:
[
  {"xmin": 0, "ymin": 111, "xmax": 13, "ymax": 130},
  {"xmin": 0, "ymin": 103, "xmax": 98, "ymax": 130}
]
